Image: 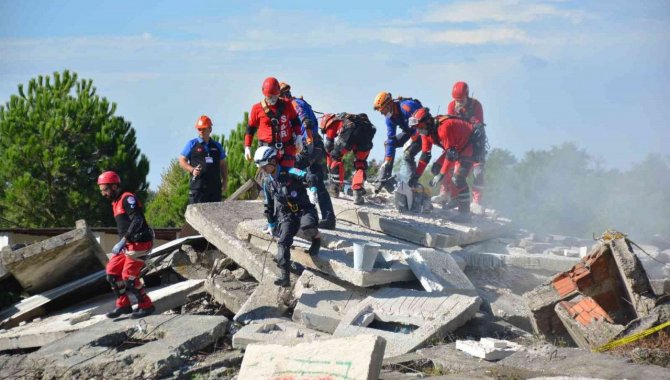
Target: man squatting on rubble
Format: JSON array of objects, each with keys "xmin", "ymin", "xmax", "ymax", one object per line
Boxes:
[
  {"xmin": 244, "ymin": 77, "xmax": 305, "ymax": 168},
  {"xmin": 254, "ymin": 146, "xmax": 322, "ymax": 287},
  {"xmin": 410, "ymin": 107, "xmax": 482, "ymax": 223},
  {"xmin": 319, "ymin": 112, "xmax": 377, "ymax": 205},
  {"xmin": 372, "ymin": 91, "xmax": 423, "ymax": 192},
  {"xmin": 279, "ymin": 81, "xmax": 336, "ymax": 230},
  {"xmin": 435, "ymin": 81, "xmax": 486, "ymax": 209},
  {"xmin": 97, "ymin": 171, "xmax": 156, "ymax": 319},
  {"xmin": 178, "ymin": 115, "xmax": 228, "ymax": 204}
]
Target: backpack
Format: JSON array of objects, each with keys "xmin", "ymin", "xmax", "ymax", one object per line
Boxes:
[
  {"xmin": 337, "ymin": 113, "xmax": 376, "ymax": 150},
  {"xmin": 396, "ymin": 96, "xmax": 423, "ymax": 108}
]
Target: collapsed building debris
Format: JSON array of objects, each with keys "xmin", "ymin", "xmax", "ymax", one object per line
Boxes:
[
  {"xmin": 232, "ymin": 317, "xmax": 327, "ymax": 349},
  {"xmin": 455, "ymin": 337, "xmax": 522, "ymax": 361}
]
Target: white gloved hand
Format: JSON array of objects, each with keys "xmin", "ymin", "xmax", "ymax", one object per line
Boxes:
[
  {"xmin": 294, "ymin": 134, "xmax": 304, "ymax": 154},
  {"xmin": 111, "ymin": 237, "xmax": 127, "ymax": 255},
  {"xmin": 244, "ymin": 146, "xmax": 252, "ymax": 161},
  {"xmin": 308, "ymin": 187, "xmax": 319, "ymax": 206}
]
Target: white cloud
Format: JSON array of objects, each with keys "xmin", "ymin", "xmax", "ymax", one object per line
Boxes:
[
  {"xmin": 369, "ymin": 26, "xmax": 530, "ymax": 46},
  {"xmin": 421, "ymin": 0, "xmax": 585, "ymax": 24}
]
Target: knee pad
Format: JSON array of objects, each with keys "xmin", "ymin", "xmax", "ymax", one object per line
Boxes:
[
  {"xmin": 125, "ymin": 278, "xmax": 142, "ymax": 292},
  {"xmin": 107, "ymin": 274, "xmax": 125, "ymax": 295},
  {"xmin": 354, "ymin": 160, "xmax": 367, "ymax": 171}
]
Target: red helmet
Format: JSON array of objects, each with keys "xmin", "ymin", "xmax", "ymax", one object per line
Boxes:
[
  {"xmin": 97, "ymin": 171, "xmax": 121, "ymax": 185},
  {"xmin": 319, "ymin": 113, "xmax": 338, "ymax": 131},
  {"xmin": 452, "ymin": 81, "xmax": 469, "ymax": 101},
  {"xmin": 195, "ymin": 115, "xmax": 213, "ymax": 130},
  {"xmin": 262, "ymin": 77, "xmax": 280, "ymax": 97},
  {"xmin": 409, "ymin": 108, "xmax": 432, "ymax": 129}
]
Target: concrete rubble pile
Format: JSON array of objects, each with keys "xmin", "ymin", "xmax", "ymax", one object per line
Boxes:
[{"xmin": 0, "ymin": 199, "xmax": 668, "ymax": 379}]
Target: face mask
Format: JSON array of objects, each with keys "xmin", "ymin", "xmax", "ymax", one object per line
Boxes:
[{"xmin": 266, "ymin": 96, "xmax": 278, "ymax": 106}]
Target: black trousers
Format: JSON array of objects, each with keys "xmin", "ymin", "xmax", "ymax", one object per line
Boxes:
[
  {"xmin": 276, "ymin": 205, "xmax": 319, "ymax": 269},
  {"xmin": 188, "ymin": 188, "xmax": 222, "ymax": 204},
  {"xmin": 296, "ymin": 140, "xmax": 335, "ymax": 221}
]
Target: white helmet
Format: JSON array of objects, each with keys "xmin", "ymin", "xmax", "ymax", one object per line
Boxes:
[{"xmin": 254, "ymin": 146, "xmax": 278, "ymax": 168}]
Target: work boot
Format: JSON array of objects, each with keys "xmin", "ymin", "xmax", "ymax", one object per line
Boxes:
[
  {"xmin": 380, "ymin": 177, "xmax": 397, "ymax": 193},
  {"xmin": 308, "ymin": 237, "xmax": 321, "ymax": 256},
  {"xmin": 353, "ymin": 189, "xmax": 365, "ymax": 205},
  {"xmin": 274, "ymin": 267, "xmax": 290, "ymax": 287},
  {"xmin": 328, "ymin": 183, "xmax": 340, "ymax": 198},
  {"xmin": 431, "ymin": 192, "xmax": 450, "ymax": 204},
  {"xmin": 106, "ymin": 305, "xmax": 132, "ymax": 319},
  {"xmin": 131, "ymin": 305, "xmax": 155, "ymax": 319},
  {"xmin": 318, "ymin": 217, "xmax": 336, "ymax": 230}
]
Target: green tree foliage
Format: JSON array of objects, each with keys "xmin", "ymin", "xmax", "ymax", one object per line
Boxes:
[
  {"xmin": 222, "ymin": 113, "xmax": 258, "ymax": 199},
  {"xmin": 0, "ymin": 70, "xmax": 149, "ymax": 228}
]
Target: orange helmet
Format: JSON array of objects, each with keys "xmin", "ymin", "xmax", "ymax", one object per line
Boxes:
[
  {"xmin": 262, "ymin": 77, "xmax": 280, "ymax": 97},
  {"xmin": 373, "ymin": 91, "xmax": 392, "ymax": 111},
  {"xmin": 97, "ymin": 171, "xmax": 121, "ymax": 185},
  {"xmin": 319, "ymin": 113, "xmax": 338, "ymax": 131},
  {"xmin": 452, "ymin": 81, "xmax": 469, "ymax": 101},
  {"xmin": 279, "ymin": 82, "xmax": 291, "ymax": 96},
  {"xmin": 195, "ymin": 115, "xmax": 213, "ymax": 130}
]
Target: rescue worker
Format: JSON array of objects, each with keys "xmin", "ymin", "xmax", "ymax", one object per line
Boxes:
[
  {"xmin": 372, "ymin": 92, "xmax": 423, "ymax": 192},
  {"xmin": 97, "ymin": 171, "xmax": 155, "ymax": 319},
  {"xmin": 320, "ymin": 113, "xmax": 376, "ymax": 205},
  {"xmin": 255, "ymin": 146, "xmax": 321, "ymax": 287},
  {"xmin": 409, "ymin": 108, "xmax": 475, "ymax": 223},
  {"xmin": 245, "ymin": 77, "xmax": 303, "ymax": 168},
  {"xmin": 178, "ymin": 115, "xmax": 228, "ymax": 204},
  {"xmin": 442, "ymin": 81, "xmax": 486, "ymax": 209},
  {"xmin": 280, "ymin": 82, "xmax": 335, "ymax": 230}
]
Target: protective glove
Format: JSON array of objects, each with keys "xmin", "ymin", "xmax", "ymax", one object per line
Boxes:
[
  {"xmin": 408, "ymin": 175, "xmax": 420, "ymax": 188},
  {"xmin": 305, "ymin": 173, "xmax": 318, "ymax": 188},
  {"xmin": 294, "ymin": 134, "xmax": 304, "ymax": 154},
  {"xmin": 308, "ymin": 186, "xmax": 319, "ymax": 205},
  {"xmin": 446, "ymin": 147, "xmax": 459, "ymax": 161},
  {"xmin": 111, "ymin": 237, "xmax": 126, "ymax": 255},
  {"xmin": 263, "ymin": 222, "xmax": 278, "ymax": 236},
  {"xmin": 244, "ymin": 146, "xmax": 252, "ymax": 161},
  {"xmin": 429, "ymin": 173, "xmax": 444, "ymax": 188}
]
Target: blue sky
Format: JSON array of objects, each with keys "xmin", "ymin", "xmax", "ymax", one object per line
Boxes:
[{"xmin": 1, "ymin": 0, "xmax": 669, "ymax": 189}]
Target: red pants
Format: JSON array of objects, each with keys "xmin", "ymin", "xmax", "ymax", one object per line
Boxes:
[
  {"xmin": 106, "ymin": 253, "xmax": 153, "ymax": 309},
  {"xmin": 327, "ymin": 149, "xmax": 370, "ymax": 190},
  {"xmin": 436, "ymin": 156, "xmax": 474, "ymax": 210}
]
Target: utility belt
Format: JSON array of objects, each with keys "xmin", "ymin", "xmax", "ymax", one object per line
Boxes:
[
  {"xmin": 128, "ymin": 227, "xmax": 154, "ymax": 243},
  {"xmin": 260, "ymin": 139, "xmax": 294, "ymax": 152}
]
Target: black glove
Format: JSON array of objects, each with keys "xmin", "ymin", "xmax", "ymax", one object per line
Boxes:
[
  {"xmin": 446, "ymin": 147, "xmax": 459, "ymax": 161},
  {"xmin": 408, "ymin": 175, "xmax": 419, "ymax": 188},
  {"xmin": 305, "ymin": 173, "xmax": 318, "ymax": 187}
]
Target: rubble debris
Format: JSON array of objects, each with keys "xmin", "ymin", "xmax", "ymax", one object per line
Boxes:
[
  {"xmin": 232, "ymin": 317, "xmax": 328, "ymax": 349},
  {"xmin": 0, "ymin": 279, "xmax": 205, "ymax": 351},
  {"xmin": 404, "ymin": 248, "xmax": 477, "ymax": 295},
  {"xmin": 0, "ymin": 220, "xmax": 107, "ymax": 294},
  {"xmin": 175, "ymin": 349, "xmax": 244, "ymax": 379},
  {"xmin": 185, "ymin": 201, "xmax": 281, "ymax": 282},
  {"xmin": 456, "ymin": 249, "xmax": 580, "ymax": 273},
  {"xmin": 238, "ymin": 218, "xmax": 415, "ymax": 287},
  {"xmin": 554, "ymin": 295, "xmax": 626, "ymax": 349},
  {"xmin": 331, "ymin": 197, "xmax": 511, "ymax": 249},
  {"xmin": 455, "ymin": 337, "xmax": 522, "ymax": 360},
  {"xmin": 524, "ymin": 234, "xmax": 659, "ymax": 346},
  {"xmin": 333, "ymin": 287, "xmax": 481, "ymax": 358},
  {"xmin": 292, "ymin": 270, "xmax": 373, "ymax": 333},
  {"xmin": 22, "ymin": 315, "xmax": 228, "ymax": 379},
  {"xmin": 233, "ymin": 277, "xmax": 291, "ymax": 324},
  {"xmin": 204, "ymin": 273, "xmax": 257, "ymax": 315},
  {"xmin": 238, "ymin": 334, "xmax": 386, "ymax": 380}
]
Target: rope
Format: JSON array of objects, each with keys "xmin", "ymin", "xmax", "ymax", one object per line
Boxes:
[{"xmin": 593, "ymin": 320, "xmax": 670, "ymax": 352}]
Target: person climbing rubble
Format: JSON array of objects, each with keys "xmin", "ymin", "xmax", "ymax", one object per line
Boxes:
[
  {"xmin": 280, "ymin": 82, "xmax": 336, "ymax": 230},
  {"xmin": 244, "ymin": 77, "xmax": 303, "ymax": 168},
  {"xmin": 255, "ymin": 146, "xmax": 322, "ymax": 287},
  {"xmin": 409, "ymin": 107, "xmax": 483, "ymax": 223},
  {"xmin": 319, "ymin": 112, "xmax": 376, "ymax": 205},
  {"xmin": 372, "ymin": 91, "xmax": 423, "ymax": 192},
  {"xmin": 97, "ymin": 171, "xmax": 155, "ymax": 319},
  {"xmin": 446, "ymin": 81, "xmax": 487, "ymax": 212}
]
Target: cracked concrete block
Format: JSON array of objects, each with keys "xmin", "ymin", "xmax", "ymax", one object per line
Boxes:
[
  {"xmin": 204, "ymin": 275, "xmax": 257, "ymax": 314},
  {"xmin": 185, "ymin": 201, "xmax": 281, "ymax": 282},
  {"xmin": 233, "ymin": 277, "xmax": 290, "ymax": 324},
  {"xmin": 333, "ymin": 287, "xmax": 480, "ymax": 358},
  {"xmin": 232, "ymin": 318, "xmax": 329, "ymax": 349},
  {"xmin": 292, "ymin": 270, "xmax": 373, "ymax": 333},
  {"xmin": 608, "ymin": 238, "xmax": 656, "ymax": 317},
  {"xmin": 455, "ymin": 338, "xmax": 522, "ymax": 361},
  {"xmin": 555, "ymin": 295, "xmax": 625, "ymax": 349},
  {"xmin": 25, "ymin": 314, "xmax": 228, "ymax": 379},
  {"xmin": 239, "ymin": 334, "xmax": 385, "ymax": 380},
  {"xmin": 0, "ymin": 220, "xmax": 107, "ymax": 294},
  {"xmin": 237, "ymin": 219, "xmax": 416, "ymax": 287},
  {"xmin": 405, "ymin": 248, "xmax": 477, "ymax": 295}
]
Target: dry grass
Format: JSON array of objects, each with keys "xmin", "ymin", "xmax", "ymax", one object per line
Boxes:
[{"xmin": 609, "ymin": 329, "xmax": 670, "ymax": 367}]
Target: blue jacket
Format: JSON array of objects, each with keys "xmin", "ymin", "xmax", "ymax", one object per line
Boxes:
[
  {"xmin": 384, "ymin": 98, "xmax": 422, "ymax": 158},
  {"xmin": 291, "ymin": 97, "xmax": 319, "ymax": 143}
]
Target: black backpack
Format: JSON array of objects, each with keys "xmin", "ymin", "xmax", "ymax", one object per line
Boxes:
[{"xmin": 338, "ymin": 113, "xmax": 376, "ymax": 151}]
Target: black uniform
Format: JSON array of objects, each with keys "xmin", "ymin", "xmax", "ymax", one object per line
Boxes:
[{"xmin": 181, "ymin": 137, "xmax": 226, "ymax": 204}]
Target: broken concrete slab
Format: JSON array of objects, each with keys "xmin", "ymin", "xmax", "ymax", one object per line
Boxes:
[
  {"xmin": 205, "ymin": 273, "xmax": 257, "ymax": 315},
  {"xmin": 608, "ymin": 238, "xmax": 656, "ymax": 316},
  {"xmin": 238, "ymin": 334, "xmax": 386, "ymax": 380},
  {"xmin": 404, "ymin": 248, "xmax": 477, "ymax": 296},
  {"xmin": 232, "ymin": 317, "xmax": 329, "ymax": 349},
  {"xmin": 233, "ymin": 277, "xmax": 290, "ymax": 324},
  {"xmin": 330, "ymin": 197, "xmax": 511, "ymax": 249},
  {"xmin": 0, "ymin": 280, "xmax": 205, "ymax": 351},
  {"xmin": 555, "ymin": 295, "xmax": 625, "ymax": 349},
  {"xmin": 333, "ymin": 287, "xmax": 481, "ymax": 358},
  {"xmin": 292, "ymin": 270, "xmax": 373, "ymax": 333},
  {"xmin": 24, "ymin": 314, "xmax": 227, "ymax": 379},
  {"xmin": 237, "ymin": 218, "xmax": 416, "ymax": 287},
  {"xmin": 456, "ymin": 250, "xmax": 581, "ymax": 273},
  {"xmin": 455, "ymin": 338, "xmax": 522, "ymax": 361},
  {"xmin": 185, "ymin": 200, "xmax": 281, "ymax": 283},
  {"xmin": 175, "ymin": 349, "xmax": 244, "ymax": 379},
  {"xmin": 0, "ymin": 220, "xmax": 107, "ymax": 294}
]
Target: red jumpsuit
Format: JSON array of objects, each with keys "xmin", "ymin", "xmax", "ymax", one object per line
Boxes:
[
  {"xmin": 106, "ymin": 192, "xmax": 154, "ymax": 310},
  {"xmin": 417, "ymin": 117, "xmax": 474, "ymax": 212},
  {"xmin": 323, "ymin": 115, "xmax": 375, "ymax": 191},
  {"xmin": 448, "ymin": 97, "xmax": 485, "ymax": 204},
  {"xmin": 246, "ymin": 98, "xmax": 302, "ymax": 168}
]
